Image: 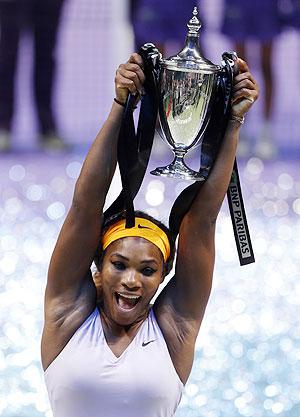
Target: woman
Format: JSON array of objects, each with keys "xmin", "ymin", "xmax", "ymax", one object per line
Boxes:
[{"xmin": 42, "ymin": 53, "xmax": 259, "ymax": 416}]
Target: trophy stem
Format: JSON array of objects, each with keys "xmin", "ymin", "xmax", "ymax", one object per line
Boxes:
[{"xmin": 150, "ymin": 149, "xmax": 205, "ymax": 181}]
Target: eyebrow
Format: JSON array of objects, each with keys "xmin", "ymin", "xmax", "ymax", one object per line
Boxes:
[
  {"xmin": 111, "ymin": 253, "xmax": 159, "ymax": 266},
  {"xmin": 111, "ymin": 253, "xmax": 129, "ymax": 261},
  {"xmin": 140, "ymin": 259, "xmax": 159, "ymax": 266}
]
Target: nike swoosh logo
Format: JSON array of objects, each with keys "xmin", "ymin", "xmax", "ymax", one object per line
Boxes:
[
  {"xmin": 142, "ymin": 340, "xmax": 156, "ymax": 347},
  {"xmin": 138, "ymin": 224, "xmax": 151, "ymax": 229}
]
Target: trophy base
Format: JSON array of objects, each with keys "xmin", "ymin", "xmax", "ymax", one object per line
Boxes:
[{"xmin": 150, "ymin": 164, "xmax": 206, "ymax": 181}]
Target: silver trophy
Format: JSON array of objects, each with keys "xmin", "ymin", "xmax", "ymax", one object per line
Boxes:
[{"xmin": 150, "ymin": 7, "xmax": 231, "ymax": 181}]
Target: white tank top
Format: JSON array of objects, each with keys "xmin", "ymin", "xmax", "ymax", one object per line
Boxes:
[{"xmin": 44, "ymin": 307, "xmax": 183, "ymax": 417}]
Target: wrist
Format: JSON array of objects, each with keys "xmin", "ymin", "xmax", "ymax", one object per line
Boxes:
[
  {"xmin": 113, "ymin": 97, "xmax": 138, "ymax": 111},
  {"xmin": 230, "ymin": 114, "xmax": 245, "ymax": 125},
  {"xmin": 114, "ymin": 97, "xmax": 126, "ymax": 107},
  {"xmin": 226, "ymin": 118, "xmax": 243, "ymax": 133}
]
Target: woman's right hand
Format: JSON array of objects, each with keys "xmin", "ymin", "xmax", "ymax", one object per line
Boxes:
[{"xmin": 114, "ymin": 53, "xmax": 146, "ymax": 105}]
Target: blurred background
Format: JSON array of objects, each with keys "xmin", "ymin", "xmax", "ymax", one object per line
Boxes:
[{"xmin": 0, "ymin": 0, "xmax": 299, "ymax": 416}]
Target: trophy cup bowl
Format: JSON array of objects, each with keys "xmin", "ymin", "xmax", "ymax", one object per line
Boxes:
[{"xmin": 150, "ymin": 7, "xmax": 221, "ymax": 181}]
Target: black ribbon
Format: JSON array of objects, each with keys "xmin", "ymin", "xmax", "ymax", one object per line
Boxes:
[{"xmin": 227, "ymin": 160, "xmax": 255, "ymax": 265}]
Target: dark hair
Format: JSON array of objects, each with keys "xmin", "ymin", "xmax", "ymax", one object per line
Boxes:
[{"xmin": 94, "ymin": 210, "xmax": 176, "ymax": 277}]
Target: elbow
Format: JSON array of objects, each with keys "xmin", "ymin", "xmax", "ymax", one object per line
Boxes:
[
  {"xmin": 207, "ymin": 208, "xmax": 220, "ymax": 225},
  {"xmin": 184, "ymin": 206, "xmax": 220, "ymax": 230},
  {"xmin": 188, "ymin": 195, "xmax": 223, "ymax": 227},
  {"xmin": 72, "ymin": 180, "xmax": 105, "ymax": 214},
  {"xmin": 71, "ymin": 195, "xmax": 103, "ymax": 222}
]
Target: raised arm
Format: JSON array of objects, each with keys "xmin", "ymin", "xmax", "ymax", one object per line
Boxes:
[
  {"xmin": 45, "ymin": 54, "xmax": 145, "ymax": 308},
  {"xmin": 41, "ymin": 54, "xmax": 146, "ymax": 371},
  {"xmin": 173, "ymin": 59, "xmax": 259, "ymax": 319},
  {"xmin": 153, "ymin": 59, "xmax": 258, "ymax": 384}
]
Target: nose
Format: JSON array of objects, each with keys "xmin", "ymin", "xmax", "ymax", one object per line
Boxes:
[{"xmin": 121, "ymin": 269, "xmax": 141, "ymax": 290}]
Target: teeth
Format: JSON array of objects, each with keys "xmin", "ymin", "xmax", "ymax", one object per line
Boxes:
[
  {"xmin": 117, "ymin": 293, "xmax": 140, "ymax": 300},
  {"xmin": 116, "ymin": 293, "xmax": 141, "ymax": 310}
]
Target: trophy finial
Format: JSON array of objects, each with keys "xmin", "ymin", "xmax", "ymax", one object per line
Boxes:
[
  {"xmin": 164, "ymin": 5, "xmax": 219, "ymax": 73},
  {"xmin": 187, "ymin": 6, "xmax": 202, "ymax": 34}
]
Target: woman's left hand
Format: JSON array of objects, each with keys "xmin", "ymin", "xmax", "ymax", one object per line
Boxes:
[{"xmin": 231, "ymin": 58, "xmax": 259, "ymax": 118}]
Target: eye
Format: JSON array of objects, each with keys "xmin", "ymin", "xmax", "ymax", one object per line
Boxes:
[
  {"xmin": 112, "ymin": 261, "xmax": 126, "ymax": 271},
  {"xmin": 141, "ymin": 267, "xmax": 156, "ymax": 277}
]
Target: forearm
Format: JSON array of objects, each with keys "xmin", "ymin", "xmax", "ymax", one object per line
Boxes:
[
  {"xmin": 189, "ymin": 119, "xmax": 241, "ymax": 221},
  {"xmin": 73, "ymin": 101, "xmax": 123, "ymax": 211}
]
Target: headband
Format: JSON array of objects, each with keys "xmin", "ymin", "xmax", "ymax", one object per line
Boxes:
[{"xmin": 102, "ymin": 217, "xmax": 171, "ymax": 262}]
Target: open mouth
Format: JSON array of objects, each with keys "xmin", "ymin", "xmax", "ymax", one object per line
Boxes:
[{"xmin": 115, "ymin": 292, "xmax": 141, "ymax": 311}]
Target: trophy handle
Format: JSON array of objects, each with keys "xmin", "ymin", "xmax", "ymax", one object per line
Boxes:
[{"xmin": 139, "ymin": 43, "xmax": 162, "ymax": 91}]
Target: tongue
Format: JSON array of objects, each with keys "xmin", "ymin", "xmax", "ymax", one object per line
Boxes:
[{"xmin": 118, "ymin": 295, "xmax": 137, "ymax": 310}]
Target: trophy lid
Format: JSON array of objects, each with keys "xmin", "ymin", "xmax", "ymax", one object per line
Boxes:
[{"xmin": 161, "ymin": 7, "xmax": 220, "ymax": 73}]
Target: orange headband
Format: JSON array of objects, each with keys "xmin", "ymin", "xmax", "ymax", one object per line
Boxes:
[{"xmin": 102, "ymin": 217, "xmax": 171, "ymax": 262}]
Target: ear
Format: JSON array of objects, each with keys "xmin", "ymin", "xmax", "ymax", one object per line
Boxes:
[
  {"xmin": 93, "ymin": 271, "xmax": 103, "ymax": 303},
  {"xmin": 93, "ymin": 270, "xmax": 102, "ymax": 282},
  {"xmin": 160, "ymin": 269, "xmax": 166, "ymax": 283}
]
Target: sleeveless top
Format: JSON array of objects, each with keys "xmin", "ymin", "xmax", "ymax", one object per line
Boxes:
[{"xmin": 44, "ymin": 307, "xmax": 183, "ymax": 417}]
